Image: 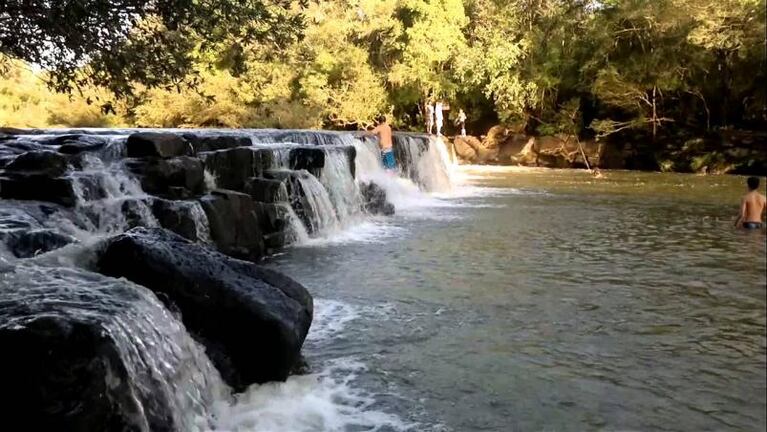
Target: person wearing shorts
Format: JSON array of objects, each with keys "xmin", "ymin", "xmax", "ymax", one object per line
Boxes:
[{"xmin": 364, "ymin": 115, "xmax": 396, "ymax": 171}]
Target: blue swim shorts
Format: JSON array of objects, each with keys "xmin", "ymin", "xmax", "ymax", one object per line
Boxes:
[{"xmin": 382, "ymin": 149, "xmax": 396, "ymax": 170}]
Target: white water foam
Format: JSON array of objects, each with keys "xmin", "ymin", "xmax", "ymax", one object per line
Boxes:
[
  {"xmin": 210, "ymin": 358, "xmax": 412, "ymax": 432},
  {"xmin": 210, "ymin": 299, "xmax": 412, "ymax": 432}
]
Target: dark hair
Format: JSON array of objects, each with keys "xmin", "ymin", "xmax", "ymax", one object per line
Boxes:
[
  {"xmin": 747, "ymin": 176, "xmax": 759, "ymax": 190},
  {"xmin": 376, "ymin": 114, "xmax": 387, "ymax": 124}
]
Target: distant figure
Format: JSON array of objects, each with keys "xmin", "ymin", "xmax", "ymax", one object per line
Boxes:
[
  {"xmin": 364, "ymin": 115, "xmax": 396, "ymax": 171},
  {"xmin": 456, "ymin": 109, "xmax": 467, "ymax": 137},
  {"xmin": 425, "ymin": 102, "xmax": 435, "ymax": 135},
  {"xmin": 592, "ymin": 168, "xmax": 604, "ymax": 179},
  {"xmin": 435, "ymin": 101, "xmax": 444, "ymax": 136},
  {"xmin": 735, "ymin": 177, "xmax": 766, "ymax": 229}
]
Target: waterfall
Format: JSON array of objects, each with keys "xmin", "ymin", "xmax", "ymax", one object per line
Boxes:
[
  {"xmin": 293, "ymin": 170, "xmax": 341, "ymax": 234},
  {"xmin": 69, "ymin": 154, "xmax": 158, "ymax": 237},
  {"xmin": 319, "ymin": 147, "xmax": 362, "ymax": 223},
  {"xmin": 0, "ymin": 126, "xmax": 459, "ymax": 430}
]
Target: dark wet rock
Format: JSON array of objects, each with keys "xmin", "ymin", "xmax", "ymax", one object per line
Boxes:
[
  {"xmin": 119, "ymin": 198, "xmax": 155, "ymax": 229},
  {"xmin": 56, "ymin": 135, "xmax": 107, "ymax": 155},
  {"xmin": 263, "ymin": 230, "xmax": 289, "ymax": 253},
  {"xmin": 152, "ymin": 198, "xmax": 209, "ymax": 243},
  {"xmin": 253, "ymin": 201, "xmax": 288, "ymax": 234},
  {"xmin": 183, "ymin": 134, "xmax": 251, "ymax": 153},
  {"xmin": 244, "ymin": 177, "xmax": 288, "ymax": 203},
  {"xmin": 4, "ymin": 150, "xmax": 69, "ymax": 177},
  {"xmin": 199, "ymin": 190, "xmax": 264, "ymax": 260},
  {"xmin": 0, "ymin": 264, "xmax": 218, "ymax": 431},
  {"xmin": 360, "ymin": 182, "xmax": 395, "ymax": 216},
  {"xmin": 289, "ymin": 147, "xmax": 325, "ymax": 173},
  {"xmin": 0, "ymin": 229, "xmax": 77, "ymax": 258},
  {"xmin": 200, "ymin": 147, "xmax": 274, "ymax": 191},
  {"xmin": 264, "ymin": 170, "xmax": 316, "ymax": 233},
  {"xmin": 126, "ymin": 156, "xmax": 204, "ymax": 200},
  {"xmin": 126, "ymin": 132, "xmax": 192, "ymax": 158},
  {"xmin": 0, "ymin": 176, "xmax": 78, "ymax": 207},
  {"xmin": 96, "ymin": 227, "xmax": 313, "ymax": 390}
]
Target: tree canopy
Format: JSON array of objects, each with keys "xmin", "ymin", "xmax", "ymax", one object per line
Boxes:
[{"xmin": 1, "ymin": 0, "xmax": 765, "ymax": 138}]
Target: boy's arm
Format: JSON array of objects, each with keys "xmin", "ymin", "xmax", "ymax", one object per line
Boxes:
[
  {"xmin": 734, "ymin": 197, "xmax": 746, "ymax": 227},
  {"xmin": 362, "ymin": 125, "xmax": 380, "ymax": 137}
]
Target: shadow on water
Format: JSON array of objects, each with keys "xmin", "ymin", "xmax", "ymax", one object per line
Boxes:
[{"xmin": 266, "ymin": 168, "xmax": 766, "ymax": 432}]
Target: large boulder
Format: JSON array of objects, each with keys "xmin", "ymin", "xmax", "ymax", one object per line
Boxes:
[
  {"xmin": 0, "ymin": 264, "xmax": 219, "ymax": 431},
  {"xmin": 497, "ymin": 134, "xmax": 531, "ymax": 160},
  {"xmin": 126, "ymin": 156, "xmax": 205, "ymax": 200},
  {"xmin": 5, "ymin": 150, "xmax": 69, "ymax": 177},
  {"xmin": 96, "ymin": 227, "xmax": 313, "ymax": 390},
  {"xmin": 360, "ymin": 182, "xmax": 395, "ymax": 216},
  {"xmin": 126, "ymin": 132, "xmax": 193, "ymax": 158},
  {"xmin": 0, "ymin": 151, "xmax": 78, "ymax": 206},
  {"xmin": 199, "ymin": 189, "xmax": 264, "ymax": 261},
  {"xmin": 453, "ymin": 136, "xmax": 479, "ymax": 162},
  {"xmin": 200, "ymin": 147, "xmax": 274, "ymax": 191},
  {"xmin": 0, "ymin": 176, "xmax": 78, "ymax": 207}
]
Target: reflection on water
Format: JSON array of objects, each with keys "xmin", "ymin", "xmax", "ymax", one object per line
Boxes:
[{"xmin": 267, "ymin": 168, "xmax": 766, "ymax": 431}]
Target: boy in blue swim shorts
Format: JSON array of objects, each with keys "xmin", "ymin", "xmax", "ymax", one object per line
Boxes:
[{"xmin": 364, "ymin": 115, "xmax": 396, "ymax": 171}]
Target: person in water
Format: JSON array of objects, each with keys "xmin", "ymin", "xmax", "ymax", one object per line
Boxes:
[
  {"xmin": 364, "ymin": 115, "xmax": 396, "ymax": 171},
  {"xmin": 735, "ymin": 176, "xmax": 766, "ymax": 229}
]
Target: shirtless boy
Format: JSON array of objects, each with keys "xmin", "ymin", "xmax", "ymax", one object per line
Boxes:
[
  {"xmin": 365, "ymin": 115, "xmax": 396, "ymax": 171},
  {"xmin": 735, "ymin": 177, "xmax": 766, "ymax": 229}
]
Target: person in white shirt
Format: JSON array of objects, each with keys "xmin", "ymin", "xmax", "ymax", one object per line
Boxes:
[
  {"xmin": 425, "ymin": 102, "xmax": 435, "ymax": 134},
  {"xmin": 457, "ymin": 109, "xmax": 467, "ymax": 137},
  {"xmin": 434, "ymin": 101, "xmax": 444, "ymax": 136}
]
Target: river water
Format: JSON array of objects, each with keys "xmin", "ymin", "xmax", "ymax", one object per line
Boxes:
[{"xmin": 234, "ymin": 167, "xmax": 766, "ymax": 432}]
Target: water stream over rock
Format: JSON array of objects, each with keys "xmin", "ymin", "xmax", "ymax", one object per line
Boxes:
[{"xmin": 0, "ymin": 127, "xmax": 455, "ymax": 430}]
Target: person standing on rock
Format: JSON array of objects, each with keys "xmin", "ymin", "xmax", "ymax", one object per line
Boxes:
[
  {"xmin": 425, "ymin": 101, "xmax": 435, "ymax": 135},
  {"xmin": 735, "ymin": 176, "xmax": 766, "ymax": 229},
  {"xmin": 456, "ymin": 109, "xmax": 467, "ymax": 137},
  {"xmin": 364, "ymin": 115, "xmax": 396, "ymax": 172},
  {"xmin": 435, "ymin": 101, "xmax": 444, "ymax": 136}
]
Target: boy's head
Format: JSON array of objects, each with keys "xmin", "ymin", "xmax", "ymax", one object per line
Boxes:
[
  {"xmin": 376, "ymin": 114, "xmax": 387, "ymax": 124},
  {"xmin": 747, "ymin": 177, "xmax": 759, "ymax": 191}
]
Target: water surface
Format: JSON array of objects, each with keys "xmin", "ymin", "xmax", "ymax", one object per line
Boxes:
[{"xmin": 262, "ymin": 167, "xmax": 766, "ymax": 431}]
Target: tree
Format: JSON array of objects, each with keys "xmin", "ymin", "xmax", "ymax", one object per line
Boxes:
[{"xmin": 0, "ymin": 0, "xmax": 302, "ymax": 98}]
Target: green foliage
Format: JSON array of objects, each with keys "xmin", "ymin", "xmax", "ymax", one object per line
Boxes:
[
  {"xmin": 0, "ymin": 0, "xmax": 301, "ymax": 97},
  {"xmin": 0, "ymin": 0, "xmax": 764, "ymax": 135}
]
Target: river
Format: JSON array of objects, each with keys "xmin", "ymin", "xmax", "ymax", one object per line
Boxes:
[{"xmin": 226, "ymin": 167, "xmax": 766, "ymax": 431}]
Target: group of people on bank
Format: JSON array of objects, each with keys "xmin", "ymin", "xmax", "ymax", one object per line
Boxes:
[{"xmin": 424, "ymin": 101, "xmax": 467, "ymax": 137}]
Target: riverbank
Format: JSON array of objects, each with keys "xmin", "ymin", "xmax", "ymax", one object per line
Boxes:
[{"xmin": 450, "ymin": 127, "xmax": 767, "ymax": 176}]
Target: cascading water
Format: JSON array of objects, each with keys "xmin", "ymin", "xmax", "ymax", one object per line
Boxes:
[
  {"xmin": 69, "ymin": 154, "xmax": 158, "ymax": 237},
  {"xmin": 0, "ymin": 127, "xmax": 458, "ymax": 431},
  {"xmin": 0, "ymin": 263, "xmax": 228, "ymax": 431},
  {"xmin": 319, "ymin": 147, "xmax": 362, "ymax": 224}
]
